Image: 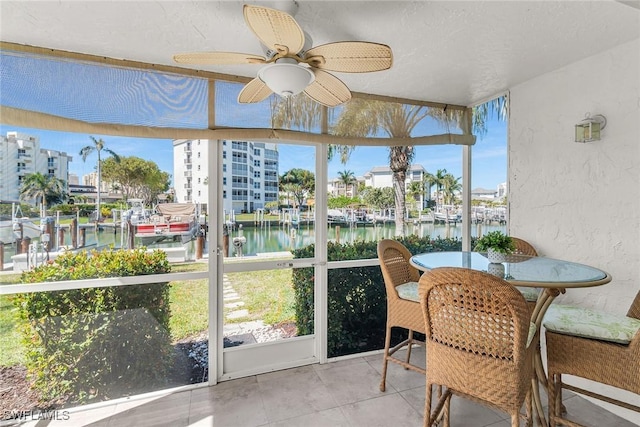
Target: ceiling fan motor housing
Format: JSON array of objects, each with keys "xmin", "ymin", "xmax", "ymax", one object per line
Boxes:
[{"xmin": 258, "ymin": 60, "xmax": 315, "ymax": 97}]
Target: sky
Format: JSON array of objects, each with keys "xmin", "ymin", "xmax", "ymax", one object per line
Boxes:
[
  {"xmin": 0, "ymin": 115, "xmax": 506, "ymax": 190},
  {"xmin": 1, "ymin": 51, "xmax": 506, "ymax": 190}
]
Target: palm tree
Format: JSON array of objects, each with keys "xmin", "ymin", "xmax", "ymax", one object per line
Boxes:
[
  {"xmin": 331, "ymin": 99, "xmax": 440, "ymax": 234},
  {"xmin": 20, "ymin": 172, "xmax": 66, "ymax": 217},
  {"xmin": 273, "ymin": 97, "xmax": 457, "ymax": 235},
  {"xmin": 79, "ymin": 136, "xmax": 120, "ymax": 221},
  {"xmin": 434, "ymin": 168, "xmax": 449, "ymax": 210},
  {"xmin": 337, "ymin": 170, "xmax": 356, "ymax": 196},
  {"xmin": 280, "ymin": 168, "xmax": 315, "ymax": 208},
  {"xmin": 441, "ymin": 173, "xmax": 462, "ymax": 205},
  {"xmin": 423, "ymin": 172, "xmax": 438, "ymax": 205},
  {"xmin": 407, "ymin": 180, "xmax": 424, "ymax": 211},
  {"xmin": 271, "ymin": 95, "xmax": 505, "ymax": 234},
  {"xmin": 472, "ymin": 96, "xmax": 508, "ymax": 138},
  {"xmin": 270, "ymin": 95, "xmax": 356, "ymax": 164}
]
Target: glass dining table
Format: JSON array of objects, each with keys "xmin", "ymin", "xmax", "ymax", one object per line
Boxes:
[{"xmin": 409, "ymin": 251, "xmax": 612, "ymax": 426}]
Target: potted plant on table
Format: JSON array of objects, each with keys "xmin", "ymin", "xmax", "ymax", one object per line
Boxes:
[{"xmin": 474, "ymin": 231, "xmax": 515, "ymax": 264}]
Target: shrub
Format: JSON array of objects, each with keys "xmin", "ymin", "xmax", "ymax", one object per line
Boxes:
[
  {"xmin": 14, "ymin": 248, "xmax": 172, "ymax": 404},
  {"xmin": 100, "ymin": 205, "xmax": 113, "ymax": 219},
  {"xmin": 293, "ymin": 236, "xmax": 465, "ymax": 357},
  {"xmin": 49, "ymin": 204, "xmax": 75, "ymax": 216},
  {"xmin": 73, "ymin": 204, "xmax": 96, "ymax": 217}
]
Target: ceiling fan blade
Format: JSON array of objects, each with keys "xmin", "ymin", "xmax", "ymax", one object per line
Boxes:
[
  {"xmin": 305, "ymin": 42, "xmax": 393, "ymax": 73},
  {"xmin": 304, "ymin": 70, "xmax": 351, "ymax": 107},
  {"xmin": 238, "ymin": 78, "xmax": 273, "ymax": 104},
  {"xmin": 243, "ymin": 4, "xmax": 305, "ymax": 55},
  {"xmin": 173, "ymin": 52, "xmax": 266, "ymax": 65}
]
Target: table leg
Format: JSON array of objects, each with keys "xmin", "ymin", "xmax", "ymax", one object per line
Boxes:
[
  {"xmin": 530, "ymin": 288, "xmax": 564, "ymax": 427},
  {"xmin": 532, "ymin": 377, "xmax": 545, "ymax": 426}
]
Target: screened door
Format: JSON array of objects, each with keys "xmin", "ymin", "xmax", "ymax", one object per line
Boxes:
[{"xmin": 211, "ymin": 140, "xmax": 322, "ymax": 380}]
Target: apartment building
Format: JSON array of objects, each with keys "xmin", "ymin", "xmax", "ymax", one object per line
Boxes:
[
  {"xmin": 470, "ymin": 183, "xmax": 508, "ymax": 202},
  {"xmin": 172, "ymin": 139, "xmax": 279, "ymax": 213},
  {"xmin": 82, "ymin": 171, "xmax": 111, "ymax": 193},
  {"xmin": 0, "ymin": 131, "xmax": 72, "ymax": 202},
  {"xmin": 68, "ymin": 173, "xmax": 80, "ymax": 186},
  {"xmin": 359, "ymin": 164, "xmax": 430, "ymax": 208},
  {"xmin": 327, "ymin": 176, "xmax": 365, "ymax": 198},
  {"xmin": 497, "ymin": 182, "xmax": 507, "ymax": 200}
]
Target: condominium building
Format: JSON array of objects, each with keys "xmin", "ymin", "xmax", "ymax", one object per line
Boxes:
[
  {"xmin": 360, "ymin": 164, "xmax": 430, "ymax": 209},
  {"xmin": 0, "ymin": 131, "xmax": 72, "ymax": 202},
  {"xmin": 68, "ymin": 173, "xmax": 80, "ymax": 186},
  {"xmin": 470, "ymin": 183, "xmax": 508, "ymax": 202},
  {"xmin": 83, "ymin": 171, "xmax": 111, "ymax": 193},
  {"xmin": 327, "ymin": 176, "xmax": 365, "ymax": 198},
  {"xmin": 172, "ymin": 139, "xmax": 279, "ymax": 213},
  {"xmin": 497, "ymin": 182, "xmax": 507, "ymax": 200},
  {"xmin": 471, "ymin": 187, "xmax": 498, "ymax": 200},
  {"xmin": 362, "ymin": 164, "xmax": 427, "ymax": 189}
]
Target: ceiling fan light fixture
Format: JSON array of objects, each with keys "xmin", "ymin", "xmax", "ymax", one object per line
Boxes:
[{"xmin": 258, "ymin": 63, "xmax": 315, "ymax": 97}]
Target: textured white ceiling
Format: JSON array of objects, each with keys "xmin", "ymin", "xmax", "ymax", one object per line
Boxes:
[{"xmin": 1, "ymin": 1, "xmax": 639, "ymax": 107}]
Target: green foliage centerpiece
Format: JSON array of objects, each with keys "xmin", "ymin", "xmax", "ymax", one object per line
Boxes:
[{"xmin": 474, "ymin": 231, "xmax": 515, "ymax": 263}]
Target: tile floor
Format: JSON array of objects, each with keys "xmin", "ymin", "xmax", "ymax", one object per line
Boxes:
[{"xmin": 15, "ymin": 348, "xmax": 638, "ymax": 427}]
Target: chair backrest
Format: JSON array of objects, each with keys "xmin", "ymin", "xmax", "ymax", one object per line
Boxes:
[
  {"xmin": 511, "ymin": 237, "xmax": 538, "ymax": 256},
  {"xmin": 627, "ymin": 291, "xmax": 640, "ymax": 320},
  {"xmin": 377, "ymin": 239, "xmax": 421, "ymax": 293},
  {"xmin": 419, "ymin": 267, "xmax": 531, "ymax": 362}
]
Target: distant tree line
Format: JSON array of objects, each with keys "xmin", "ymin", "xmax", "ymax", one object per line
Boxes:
[{"xmin": 17, "ymin": 136, "xmax": 171, "ymax": 215}]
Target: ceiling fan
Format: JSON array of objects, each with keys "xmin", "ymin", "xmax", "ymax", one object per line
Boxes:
[{"xmin": 173, "ymin": 3, "xmax": 393, "ymax": 107}]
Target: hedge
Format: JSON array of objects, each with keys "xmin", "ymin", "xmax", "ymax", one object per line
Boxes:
[
  {"xmin": 293, "ymin": 236, "xmax": 466, "ymax": 357},
  {"xmin": 14, "ymin": 248, "xmax": 172, "ymax": 404}
]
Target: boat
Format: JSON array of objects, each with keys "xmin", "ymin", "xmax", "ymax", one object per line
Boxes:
[
  {"xmin": 327, "ymin": 209, "xmax": 347, "ymax": 224},
  {"xmin": 126, "ymin": 201, "xmax": 199, "ymax": 245},
  {"xmin": 0, "ymin": 203, "xmax": 42, "ymax": 243},
  {"xmin": 124, "ymin": 198, "xmax": 151, "ymax": 224},
  {"xmin": 365, "ymin": 209, "xmax": 395, "ymax": 224},
  {"xmin": 434, "ymin": 210, "xmax": 460, "ymax": 224},
  {"xmin": 0, "ymin": 217, "xmax": 42, "ymax": 242}
]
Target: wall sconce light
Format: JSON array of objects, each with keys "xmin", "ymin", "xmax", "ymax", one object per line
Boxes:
[{"xmin": 575, "ymin": 113, "xmax": 607, "ymax": 143}]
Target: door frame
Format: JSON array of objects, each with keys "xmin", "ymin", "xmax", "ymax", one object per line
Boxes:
[{"xmin": 208, "ymin": 139, "xmax": 327, "ymax": 382}]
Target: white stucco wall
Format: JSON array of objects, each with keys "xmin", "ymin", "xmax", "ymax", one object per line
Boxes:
[{"xmin": 509, "ymin": 38, "xmax": 640, "ymax": 423}]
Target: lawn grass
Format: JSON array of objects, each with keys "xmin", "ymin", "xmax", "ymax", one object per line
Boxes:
[
  {"xmin": 169, "ymin": 262, "xmax": 296, "ymax": 336},
  {"xmin": 225, "ymin": 269, "xmax": 295, "ymax": 325},
  {"xmin": 234, "ymin": 213, "xmax": 280, "ymax": 222},
  {"xmin": 168, "ymin": 275, "xmax": 209, "ymax": 341},
  {"xmin": 0, "ymin": 294, "xmax": 23, "ymax": 366},
  {"xmin": 0, "ymin": 273, "xmax": 22, "ymax": 285},
  {"xmin": 0, "ymin": 274, "xmax": 23, "ymax": 366},
  {"xmin": 0, "ymin": 262, "xmax": 297, "ymax": 366}
]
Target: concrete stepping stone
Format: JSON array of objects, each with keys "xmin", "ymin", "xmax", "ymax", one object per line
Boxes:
[
  {"xmin": 223, "ymin": 292, "xmax": 239, "ymax": 299},
  {"xmin": 224, "ymin": 301, "xmax": 245, "ymax": 309},
  {"xmin": 226, "ymin": 309, "xmax": 249, "ymax": 319}
]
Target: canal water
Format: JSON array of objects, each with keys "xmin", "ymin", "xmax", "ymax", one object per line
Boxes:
[
  {"xmin": 227, "ymin": 221, "xmax": 506, "ymax": 256},
  {"xmin": 1, "ymin": 220, "xmax": 507, "ymax": 269}
]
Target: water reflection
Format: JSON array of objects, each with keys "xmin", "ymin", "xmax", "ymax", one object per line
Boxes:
[
  {"xmin": 229, "ymin": 221, "xmax": 506, "ymax": 256},
  {"xmin": 2, "ymin": 221, "xmax": 507, "ymax": 265}
]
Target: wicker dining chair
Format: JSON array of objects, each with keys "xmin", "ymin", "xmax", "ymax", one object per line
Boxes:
[
  {"xmin": 509, "ymin": 237, "xmax": 540, "ymax": 309},
  {"xmin": 545, "ymin": 291, "xmax": 640, "ymax": 427},
  {"xmin": 419, "ymin": 267, "xmax": 536, "ymax": 427},
  {"xmin": 377, "ymin": 239, "xmax": 426, "ymax": 392},
  {"xmin": 511, "ymin": 237, "xmax": 539, "ymax": 257}
]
